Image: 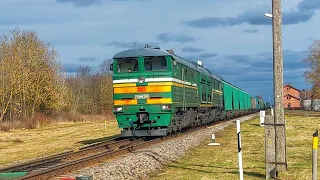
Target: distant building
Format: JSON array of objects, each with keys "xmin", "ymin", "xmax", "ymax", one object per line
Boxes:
[
  {"xmin": 300, "ymin": 89, "xmax": 320, "ymax": 111},
  {"xmin": 282, "ymin": 84, "xmax": 320, "ymax": 111},
  {"xmin": 283, "ymin": 84, "xmax": 301, "ymax": 109},
  {"xmin": 300, "ymin": 89, "xmax": 313, "ymax": 100}
]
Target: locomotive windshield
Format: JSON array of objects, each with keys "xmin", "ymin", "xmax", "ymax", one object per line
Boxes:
[
  {"xmin": 115, "ymin": 56, "xmax": 168, "ymax": 73},
  {"xmin": 116, "ymin": 57, "xmax": 139, "ymax": 73},
  {"xmin": 144, "ymin": 56, "xmax": 167, "ymax": 71}
]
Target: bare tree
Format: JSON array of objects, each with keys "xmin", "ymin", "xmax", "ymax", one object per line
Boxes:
[
  {"xmin": 0, "ymin": 28, "xmax": 66, "ymax": 121},
  {"xmin": 303, "ymin": 40, "xmax": 320, "ymax": 99},
  {"xmin": 64, "ymin": 59, "xmax": 114, "ymax": 116},
  {"xmin": 99, "ymin": 59, "xmax": 113, "ymax": 116},
  {"xmin": 0, "ymin": 28, "xmax": 116, "ymax": 122}
]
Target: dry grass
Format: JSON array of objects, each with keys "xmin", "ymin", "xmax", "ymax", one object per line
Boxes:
[
  {"xmin": 0, "ymin": 112, "xmax": 115, "ymax": 132},
  {"xmin": 0, "ymin": 117, "xmax": 120, "ymax": 167},
  {"xmin": 149, "ymin": 111, "xmax": 320, "ymax": 180},
  {"xmin": 0, "ymin": 114, "xmax": 52, "ymax": 132},
  {"xmin": 285, "ymin": 109, "xmax": 320, "ymax": 117}
]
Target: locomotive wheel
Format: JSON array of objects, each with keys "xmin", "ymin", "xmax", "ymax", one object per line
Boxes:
[{"xmin": 168, "ymin": 125, "xmax": 173, "ymax": 136}]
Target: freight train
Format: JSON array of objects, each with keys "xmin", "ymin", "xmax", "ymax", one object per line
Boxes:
[{"xmin": 109, "ymin": 46, "xmax": 269, "ymax": 137}]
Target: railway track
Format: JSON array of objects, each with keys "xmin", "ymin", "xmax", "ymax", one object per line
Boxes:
[
  {"xmin": 0, "ymin": 137, "xmax": 143, "ymax": 180},
  {"xmin": 0, "ymin": 112, "xmax": 259, "ymax": 180}
]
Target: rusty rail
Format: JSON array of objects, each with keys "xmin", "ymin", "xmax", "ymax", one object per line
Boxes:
[{"xmin": 0, "ymin": 137, "xmax": 131, "ymax": 173}]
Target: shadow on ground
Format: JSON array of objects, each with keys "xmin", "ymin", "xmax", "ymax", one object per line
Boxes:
[
  {"xmin": 163, "ymin": 160, "xmax": 265, "ymax": 178},
  {"xmin": 229, "ymin": 171, "xmax": 265, "ymax": 179},
  {"xmin": 249, "ymin": 124, "xmax": 261, "ymax": 127}
]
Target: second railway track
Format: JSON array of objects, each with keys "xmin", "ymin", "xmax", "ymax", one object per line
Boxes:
[{"xmin": 0, "ymin": 137, "xmax": 145, "ymax": 180}]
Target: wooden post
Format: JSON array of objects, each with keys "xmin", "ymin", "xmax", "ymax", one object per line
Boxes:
[
  {"xmin": 272, "ymin": 0, "xmax": 287, "ymax": 172},
  {"xmin": 265, "ymin": 115, "xmax": 276, "ymax": 179}
]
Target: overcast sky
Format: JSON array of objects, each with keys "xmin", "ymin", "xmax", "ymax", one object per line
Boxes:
[{"xmin": 1, "ymin": 0, "xmax": 319, "ymax": 104}]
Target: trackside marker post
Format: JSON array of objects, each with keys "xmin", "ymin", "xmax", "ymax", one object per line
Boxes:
[
  {"xmin": 312, "ymin": 130, "xmax": 318, "ymax": 180},
  {"xmin": 260, "ymin": 110, "xmax": 265, "ymax": 126},
  {"xmin": 237, "ymin": 120, "xmax": 244, "ymax": 180},
  {"xmin": 207, "ymin": 134, "xmax": 220, "ymax": 146}
]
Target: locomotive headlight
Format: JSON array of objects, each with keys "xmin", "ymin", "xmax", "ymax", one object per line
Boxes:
[
  {"xmin": 114, "ymin": 106, "xmax": 123, "ymax": 112},
  {"xmin": 161, "ymin": 104, "xmax": 172, "ymax": 111}
]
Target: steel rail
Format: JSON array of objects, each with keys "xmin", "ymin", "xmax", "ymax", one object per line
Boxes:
[
  {"xmin": 0, "ymin": 137, "xmax": 132, "ymax": 173},
  {"xmin": 15, "ymin": 139, "xmax": 151, "ymax": 180}
]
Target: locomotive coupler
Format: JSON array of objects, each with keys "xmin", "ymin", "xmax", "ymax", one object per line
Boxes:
[{"xmin": 133, "ymin": 112, "xmax": 158, "ymax": 125}]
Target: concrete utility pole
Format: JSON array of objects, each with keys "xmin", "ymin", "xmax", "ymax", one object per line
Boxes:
[{"xmin": 272, "ymin": 0, "xmax": 287, "ymax": 172}]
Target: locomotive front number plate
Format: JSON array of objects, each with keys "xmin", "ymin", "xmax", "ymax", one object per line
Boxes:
[{"xmin": 135, "ymin": 94, "xmax": 150, "ymax": 99}]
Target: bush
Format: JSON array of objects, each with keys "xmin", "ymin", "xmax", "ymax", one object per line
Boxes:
[{"xmin": 0, "ymin": 113, "xmax": 52, "ymax": 132}]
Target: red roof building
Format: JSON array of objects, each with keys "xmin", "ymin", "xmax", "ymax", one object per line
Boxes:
[{"xmin": 283, "ymin": 84, "xmax": 301, "ymax": 109}]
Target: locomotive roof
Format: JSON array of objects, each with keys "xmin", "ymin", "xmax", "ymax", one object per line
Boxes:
[
  {"xmin": 113, "ymin": 48, "xmax": 169, "ymax": 58},
  {"xmin": 113, "ymin": 47, "xmax": 222, "ymax": 81}
]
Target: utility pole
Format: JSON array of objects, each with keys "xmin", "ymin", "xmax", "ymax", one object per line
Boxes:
[{"xmin": 272, "ymin": 0, "xmax": 287, "ymax": 173}]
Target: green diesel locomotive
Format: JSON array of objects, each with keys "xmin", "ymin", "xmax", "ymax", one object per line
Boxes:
[{"xmin": 110, "ymin": 46, "xmax": 268, "ymax": 137}]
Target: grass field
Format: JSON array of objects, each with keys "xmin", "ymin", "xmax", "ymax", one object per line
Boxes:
[
  {"xmin": 149, "ymin": 111, "xmax": 320, "ymax": 180},
  {"xmin": 0, "ymin": 119, "xmax": 120, "ymax": 167}
]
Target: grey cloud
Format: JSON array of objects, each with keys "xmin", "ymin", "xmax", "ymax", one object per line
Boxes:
[
  {"xmin": 282, "ymin": 10, "xmax": 314, "ymax": 25},
  {"xmin": 157, "ymin": 33, "xmax": 198, "ymax": 43},
  {"xmin": 244, "ymin": 29, "xmax": 258, "ymax": 33},
  {"xmin": 77, "ymin": 56, "xmax": 100, "ymax": 62},
  {"xmin": 64, "ymin": 63, "xmax": 101, "ymax": 74},
  {"xmin": 182, "ymin": 17, "xmax": 240, "ymax": 28},
  {"xmin": 228, "ymin": 69, "xmax": 306, "ymax": 84},
  {"xmin": 104, "ymin": 41, "xmax": 136, "ymax": 49},
  {"xmin": 63, "ymin": 63, "xmax": 82, "ymax": 73},
  {"xmin": 182, "ymin": 0, "xmax": 320, "ymax": 28},
  {"xmin": 198, "ymin": 50, "xmax": 308, "ymax": 100},
  {"xmin": 200, "ymin": 53, "xmax": 218, "ymax": 59},
  {"xmin": 104, "ymin": 41, "xmax": 159, "ymax": 49},
  {"xmin": 248, "ymin": 50, "xmax": 307, "ymax": 70},
  {"xmin": 184, "ymin": 52, "xmax": 218, "ymax": 62},
  {"xmin": 181, "ymin": 46, "xmax": 205, "ymax": 53},
  {"xmin": 181, "ymin": 6, "xmax": 270, "ymax": 28},
  {"xmin": 183, "ymin": 50, "xmax": 306, "ymax": 81},
  {"xmin": 298, "ymin": 0, "xmax": 320, "ymax": 11}
]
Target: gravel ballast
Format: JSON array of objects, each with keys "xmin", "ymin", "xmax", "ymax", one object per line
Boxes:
[{"xmin": 64, "ymin": 113, "xmax": 258, "ymax": 180}]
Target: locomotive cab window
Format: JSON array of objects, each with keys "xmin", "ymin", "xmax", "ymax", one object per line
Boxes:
[
  {"xmin": 144, "ymin": 56, "xmax": 167, "ymax": 71},
  {"xmin": 116, "ymin": 58, "xmax": 139, "ymax": 73}
]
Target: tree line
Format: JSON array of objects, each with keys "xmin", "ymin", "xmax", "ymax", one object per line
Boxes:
[
  {"xmin": 0, "ymin": 29, "xmax": 113, "ymax": 122},
  {"xmin": 0, "ymin": 28, "xmax": 319, "ymax": 121}
]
